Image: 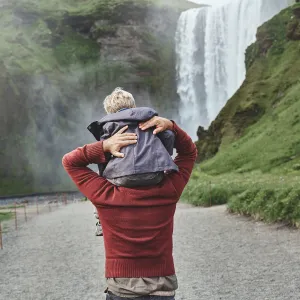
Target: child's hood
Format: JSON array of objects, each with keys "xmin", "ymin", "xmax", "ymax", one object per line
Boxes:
[{"xmin": 87, "ymin": 107, "xmax": 158, "ymax": 141}]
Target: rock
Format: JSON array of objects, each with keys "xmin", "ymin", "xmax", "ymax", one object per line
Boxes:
[
  {"xmin": 286, "ymin": 7, "xmax": 300, "ymax": 40},
  {"xmin": 197, "ymin": 125, "xmax": 207, "ymax": 140}
]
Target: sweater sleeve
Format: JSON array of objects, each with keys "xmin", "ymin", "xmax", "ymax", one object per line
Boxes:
[
  {"xmin": 167, "ymin": 122, "xmax": 198, "ymax": 198},
  {"xmin": 62, "ymin": 141, "xmax": 112, "ymax": 204}
]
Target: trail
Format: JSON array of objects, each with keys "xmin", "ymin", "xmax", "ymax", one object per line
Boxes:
[{"xmin": 0, "ymin": 202, "xmax": 299, "ymax": 300}]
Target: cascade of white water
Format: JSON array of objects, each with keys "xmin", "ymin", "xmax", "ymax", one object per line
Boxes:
[
  {"xmin": 175, "ymin": 9, "xmax": 208, "ymax": 136},
  {"xmin": 176, "ymin": 0, "xmax": 292, "ymax": 139}
]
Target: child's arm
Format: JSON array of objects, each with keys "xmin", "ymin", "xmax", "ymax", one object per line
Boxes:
[
  {"xmin": 97, "ymin": 122, "xmax": 116, "ymax": 176},
  {"xmin": 62, "ymin": 126, "xmax": 137, "ymax": 204}
]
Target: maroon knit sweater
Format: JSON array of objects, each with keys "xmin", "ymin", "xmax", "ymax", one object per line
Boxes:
[{"xmin": 62, "ymin": 122, "xmax": 197, "ymax": 278}]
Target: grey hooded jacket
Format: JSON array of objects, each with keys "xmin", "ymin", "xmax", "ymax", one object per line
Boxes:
[{"xmin": 87, "ymin": 107, "xmax": 178, "ymax": 179}]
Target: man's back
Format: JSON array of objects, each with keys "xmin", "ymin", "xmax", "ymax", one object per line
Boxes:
[
  {"xmin": 62, "ymin": 119, "xmax": 197, "ymax": 295},
  {"xmin": 98, "ymin": 200, "xmax": 176, "ymax": 277}
]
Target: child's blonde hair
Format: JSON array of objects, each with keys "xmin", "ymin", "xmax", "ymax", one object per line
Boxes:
[{"xmin": 103, "ymin": 87, "xmax": 136, "ymax": 114}]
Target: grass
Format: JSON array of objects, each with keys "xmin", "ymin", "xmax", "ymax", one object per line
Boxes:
[
  {"xmin": 0, "ymin": 205, "xmax": 25, "ymax": 210},
  {"xmin": 182, "ymin": 169, "xmax": 300, "ymax": 227},
  {"xmin": 0, "ymin": 212, "xmax": 13, "ymax": 223}
]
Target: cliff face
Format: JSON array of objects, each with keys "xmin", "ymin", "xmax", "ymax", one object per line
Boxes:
[
  {"xmin": 196, "ymin": 3, "xmax": 300, "ymax": 175},
  {"xmin": 0, "ymin": 0, "xmax": 198, "ymax": 195}
]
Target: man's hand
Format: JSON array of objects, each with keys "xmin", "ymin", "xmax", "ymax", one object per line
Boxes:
[
  {"xmin": 139, "ymin": 116, "xmax": 173, "ymax": 135},
  {"xmin": 103, "ymin": 126, "xmax": 137, "ymax": 158}
]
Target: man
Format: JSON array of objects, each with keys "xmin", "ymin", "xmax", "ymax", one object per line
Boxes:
[{"xmin": 62, "ymin": 116, "xmax": 197, "ymax": 299}]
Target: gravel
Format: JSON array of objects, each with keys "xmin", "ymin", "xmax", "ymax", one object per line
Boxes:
[{"xmin": 1, "ymin": 202, "xmax": 300, "ymax": 300}]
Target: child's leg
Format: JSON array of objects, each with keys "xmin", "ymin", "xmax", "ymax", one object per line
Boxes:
[
  {"xmin": 95, "ymin": 221, "xmax": 103, "ymax": 236},
  {"xmin": 94, "ymin": 207, "xmax": 103, "ymax": 236},
  {"xmin": 94, "ymin": 207, "xmax": 99, "ymax": 220}
]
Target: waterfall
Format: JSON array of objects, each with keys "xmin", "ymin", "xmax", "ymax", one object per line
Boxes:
[
  {"xmin": 175, "ymin": 8, "xmax": 209, "ymax": 135},
  {"xmin": 175, "ymin": 0, "xmax": 292, "ymax": 139}
]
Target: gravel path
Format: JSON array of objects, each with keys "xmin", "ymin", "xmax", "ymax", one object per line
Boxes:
[{"xmin": 1, "ymin": 202, "xmax": 300, "ymax": 300}]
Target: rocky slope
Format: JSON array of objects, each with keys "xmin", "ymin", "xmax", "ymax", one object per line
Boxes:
[
  {"xmin": 196, "ymin": 3, "xmax": 300, "ymax": 175},
  {"xmin": 0, "ymin": 0, "xmax": 198, "ymax": 195}
]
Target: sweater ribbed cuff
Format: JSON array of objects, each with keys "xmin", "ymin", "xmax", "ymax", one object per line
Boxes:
[
  {"xmin": 105, "ymin": 257, "xmax": 175, "ymax": 278},
  {"xmin": 171, "ymin": 121, "xmax": 178, "ymax": 135},
  {"xmin": 85, "ymin": 141, "xmax": 108, "ymax": 165}
]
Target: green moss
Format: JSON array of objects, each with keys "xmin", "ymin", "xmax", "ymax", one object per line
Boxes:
[
  {"xmin": 0, "ymin": 8, "xmax": 57, "ymax": 74},
  {"xmin": 53, "ymin": 32, "xmax": 99, "ymax": 66},
  {"xmin": 132, "ymin": 31, "xmax": 177, "ymax": 109},
  {"xmin": 28, "ymin": 19, "xmax": 53, "ymax": 46},
  {"xmin": 90, "ymin": 24, "xmax": 117, "ymax": 38}
]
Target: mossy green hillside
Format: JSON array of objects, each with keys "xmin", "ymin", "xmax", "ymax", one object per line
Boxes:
[
  {"xmin": 187, "ymin": 4, "xmax": 300, "ymax": 226},
  {"xmin": 196, "ymin": 4, "xmax": 300, "ymax": 175}
]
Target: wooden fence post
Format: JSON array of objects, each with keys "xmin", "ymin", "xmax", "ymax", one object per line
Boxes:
[
  {"xmin": 0, "ymin": 222, "xmax": 3, "ymax": 250},
  {"xmin": 24, "ymin": 204, "xmax": 27, "ymax": 222},
  {"xmin": 36, "ymin": 199, "xmax": 39, "ymax": 215},
  {"xmin": 209, "ymin": 181, "xmax": 212, "ymax": 207},
  {"xmin": 14, "ymin": 203, "xmax": 18, "ymax": 230}
]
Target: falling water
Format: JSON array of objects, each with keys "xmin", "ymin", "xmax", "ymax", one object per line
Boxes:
[
  {"xmin": 176, "ymin": 0, "xmax": 292, "ymax": 139},
  {"xmin": 175, "ymin": 8, "xmax": 208, "ymax": 136}
]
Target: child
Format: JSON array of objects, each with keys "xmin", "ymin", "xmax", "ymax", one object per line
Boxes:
[{"xmin": 88, "ymin": 87, "xmax": 178, "ymax": 236}]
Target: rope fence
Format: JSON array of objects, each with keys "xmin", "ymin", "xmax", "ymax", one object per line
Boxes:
[{"xmin": 0, "ymin": 193, "xmax": 78, "ymax": 250}]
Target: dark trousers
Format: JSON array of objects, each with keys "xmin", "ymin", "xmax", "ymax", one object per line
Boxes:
[{"xmin": 106, "ymin": 293, "xmax": 175, "ymax": 300}]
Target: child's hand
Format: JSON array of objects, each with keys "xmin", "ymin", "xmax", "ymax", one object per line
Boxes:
[
  {"xmin": 103, "ymin": 126, "xmax": 137, "ymax": 158},
  {"xmin": 139, "ymin": 117, "xmax": 173, "ymax": 135}
]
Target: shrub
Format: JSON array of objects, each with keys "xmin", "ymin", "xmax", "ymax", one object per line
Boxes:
[
  {"xmin": 228, "ymin": 186, "xmax": 300, "ymax": 227},
  {"xmin": 292, "ymin": 164, "xmax": 300, "ymax": 170},
  {"xmin": 183, "ymin": 171, "xmax": 300, "ymax": 227}
]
